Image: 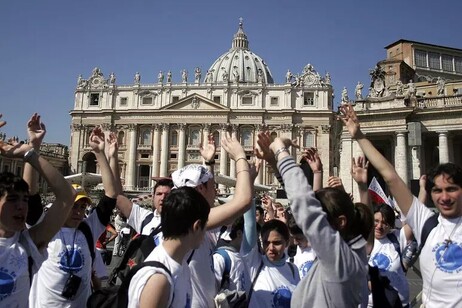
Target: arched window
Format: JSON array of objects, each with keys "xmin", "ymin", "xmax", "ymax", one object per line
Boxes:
[
  {"xmin": 213, "ymin": 131, "xmax": 220, "ymax": 146},
  {"xmin": 141, "ymin": 129, "xmax": 151, "ymax": 145},
  {"xmin": 170, "ymin": 130, "xmax": 178, "ymax": 146},
  {"xmin": 117, "ymin": 131, "xmax": 125, "ymax": 145},
  {"xmin": 190, "ymin": 128, "xmax": 201, "ymax": 146},
  {"xmin": 241, "ymin": 129, "xmax": 253, "ymax": 147}
]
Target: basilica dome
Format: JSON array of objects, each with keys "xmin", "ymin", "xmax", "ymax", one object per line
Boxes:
[{"xmin": 205, "ymin": 20, "xmax": 274, "ymax": 84}]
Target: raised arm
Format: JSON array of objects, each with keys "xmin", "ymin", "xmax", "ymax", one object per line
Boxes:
[
  {"xmin": 351, "ymin": 156, "xmax": 370, "ymax": 207},
  {"xmin": 206, "ymin": 132, "xmax": 253, "ymax": 229},
  {"xmin": 301, "ymin": 147, "xmax": 323, "ymax": 192},
  {"xmin": 23, "ymin": 113, "xmax": 46, "ymax": 225},
  {"xmin": 418, "ymin": 174, "xmax": 428, "ymax": 205},
  {"xmin": 107, "ymin": 131, "xmax": 123, "ymax": 195},
  {"xmin": 339, "ymin": 104, "xmax": 414, "ymax": 215},
  {"xmin": 200, "ymin": 133, "xmax": 216, "ymax": 174},
  {"xmin": 0, "ymin": 116, "xmax": 75, "ymax": 250}
]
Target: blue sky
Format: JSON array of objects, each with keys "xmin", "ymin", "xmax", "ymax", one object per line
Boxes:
[{"xmin": 1, "ymin": 0, "xmax": 461, "ymax": 146}]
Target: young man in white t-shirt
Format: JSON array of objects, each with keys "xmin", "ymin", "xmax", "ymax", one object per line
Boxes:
[
  {"xmin": 0, "ymin": 113, "xmax": 75, "ymax": 308},
  {"xmin": 29, "ymin": 126, "xmax": 118, "ymax": 308},
  {"xmin": 340, "ymin": 103, "xmax": 462, "ymax": 307},
  {"xmin": 287, "ymin": 218, "xmax": 316, "ymax": 279},
  {"xmin": 128, "ymin": 186, "xmax": 210, "ymax": 307}
]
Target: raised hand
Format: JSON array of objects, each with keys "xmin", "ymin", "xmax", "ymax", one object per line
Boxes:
[
  {"xmin": 27, "ymin": 113, "xmax": 46, "ymax": 149},
  {"xmin": 327, "ymin": 176, "xmax": 346, "ymax": 192},
  {"xmin": 255, "ymin": 131, "xmax": 275, "ymax": 164},
  {"xmin": 89, "ymin": 126, "xmax": 105, "ymax": 153},
  {"xmin": 0, "ymin": 137, "xmax": 32, "ymax": 158},
  {"xmin": 339, "ymin": 103, "xmax": 362, "ymax": 139},
  {"xmin": 351, "ymin": 156, "xmax": 369, "ymax": 186},
  {"xmin": 200, "ymin": 133, "xmax": 216, "ymax": 162},
  {"xmin": 0, "ymin": 114, "xmax": 6, "ymax": 129},
  {"xmin": 301, "ymin": 147, "xmax": 323, "ymax": 173},
  {"xmin": 249, "ymin": 157, "xmax": 262, "ymax": 183},
  {"xmin": 221, "ymin": 131, "xmax": 245, "ymax": 161},
  {"xmin": 107, "ymin": 131, "xmax": 119, "ymax": 158}
]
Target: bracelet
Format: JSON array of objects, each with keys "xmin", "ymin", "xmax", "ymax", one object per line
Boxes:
[
  {"xmin": 24, "ymin": 148, "xmax": 39, "ymax": 163},
  {"xmin": 236, "ymin": 169, "xmax": 250, "ymax": 176},
  {"xmin": 205, "ymin": 160, "xmax": 215, "ymax": 166},
  {"xmin": 235, "ymin": 157, "xmax": 247, "ymax": 164},
  {"xmin": 274, "ymin": 147, "xmax": 289, "ymax": 160},
  {"xmin": 313, "ymin": 170, "xmax": 322, "ymax": 174}
]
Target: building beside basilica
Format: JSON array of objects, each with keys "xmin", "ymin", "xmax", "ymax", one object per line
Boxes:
[
  {"xmin": 69, "ymin": 21, "xmax": 335, "ymax": 190},
  {"xmin": 340, "ymin": 39, "xmax": 462, "ymax": 200}
]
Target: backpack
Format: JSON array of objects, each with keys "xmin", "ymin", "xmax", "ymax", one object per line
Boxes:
[
  {"xmin": 214, "ymin": 247, "xmax": 247, "ymax": 308},
  {"xmin": 107, "ymin": 214, "xmax": 161, "ymax": 286},
  {"xmin": 87, "ymin": 260, "xmax": 172, "ymax": 308},
  {"xmin": 368, "ymin": 265, "xmax": 403, "ymax": 308},
  {"xmin": 385, "ymin": 233, "xmax": 407, "ymax": 273}
]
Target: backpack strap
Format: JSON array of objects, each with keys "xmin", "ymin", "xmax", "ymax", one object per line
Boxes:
[
  {"xmin": 140, "ymin": 213, "xmax": 154, "ymax": 234},
  {"xmin": 215, "ymin": 248, "xmax": 232, "ymax": 289},
  {"xmin": 386, "ymin": 232, "xmax": 406, "ymax": 272},
  {"xmin": 186, "ymin": 249, "xmax": 195, "ymax": 264},
  {"xmin": 117, "ymin": 260, "xmax": 173, "ymax": 308},
  {"xmin": 78, "ymin": 222, "xmax": 95, "ymax": 264},
  {"xmin": 287, "ymin": 261, "xmax": 296, "ymax": 279},
  {"xmin": 247, "ymin": 260, "xmax": 264, "ymax": 302},
  {"xmin": 420, "ymin": 213, "xmax": 439, "ymax": 250}
]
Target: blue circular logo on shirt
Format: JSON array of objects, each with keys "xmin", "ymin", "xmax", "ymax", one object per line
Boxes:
[
  {"xmin": 59, "ymin": 249, "xmax": 84, "ymax": 273},
  {"xmin": 272, "ymin": 286, "xmax": 292, "ymax": 307},
  {"xmin": 434, "ymin": 242, "xmax": 462, "ymax": 273},
  {"xmin": 301, "ymin": 260, "xmax": 314, "ymax": 277},
  {"xmin": 0, "ymin": 270, "xmax": 16, "ymax": 300},
  {"xmin": 371, "ymin": 253, "xmax": 392, "ymax": 271}
]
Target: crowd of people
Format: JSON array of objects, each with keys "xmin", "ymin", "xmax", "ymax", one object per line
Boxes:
[{"xmin": 0, "ymin": 104, "xmax": 461, "ymax": 307}]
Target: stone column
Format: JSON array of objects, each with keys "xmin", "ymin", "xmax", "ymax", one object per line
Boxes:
[
  {"xmin": 151, "ymin": 124, "xmax": 160, "ymax": 178},
  {"xmin": 219, "ymin": 124, "xmax": 229, "ymax": 192},
  {"xmin": 159, "ymin": 123, "xmax": 169, "ymax": 177},
  {"xmin": 339, "ymin": 134, "xmax": 353, "ymax": 196},
  {"xmin": 254, "ymin": 124, "xmax": 263, "ymax": 184},
  {"xmin": 410, "ymin": 146, "xmax": 422, "ymax": 180},
  {"xmin": 229, "ymin": 124, "xmax": 238, "ymax": 180},
  {"xmin": 395, "ymin": 131, "xmax": 408, "ymax": 185},
  {"xmin": 438, "ymin": 131, "xmax": 449, "ymax": 164},
  {"xmin": 126, "ymin": 124, "xmax": 137, "ymax": 190},
  {"xmin": 178, "ymin": 124, "xmax": 186, "ymax": 169}
]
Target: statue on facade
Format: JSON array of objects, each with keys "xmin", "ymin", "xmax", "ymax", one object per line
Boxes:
[
  {"xmin": 77, "ymin": 74, "xmax": 85, "ymax": 87},
  {"xmin": 194, "ymin": 67, "xmax": 201, "ymax": 83},
  {"xmin": 395, "ymin": 80, "xmax": 404, "ymax": 96},
  {"xmin": 134, "ymin": 72, "xmax": 141, "ymax": 84},
  {"xmin": 109, "ymin": 72, "xmax": 116, "ymax": 85},
  {"xmin": 355, "ymin": 81, "xmax": 364, "ymax": 100},
  {"xmin": 92, "ymin": 67, "xmax": 102, "ymax": 77},
  {"xmin": 167, "ymin": 71, "xmax": 172, "ymax": 83},
  {"xmin": 222, "ymin": 70, "xmax": 229, "ymax": 82},
  {"xmin": 295, "ymin": 75, "xmax": 304, "ymax": 87},
  {"xmin": 407, "ymin": 79, "xmax": 416, "ymax": 98},
  {"xmin": 181, "ymin": 69, "xmax": 188, "ymax": 82},
  {"xmin": 205, "ymin": 70, "xmax": 213, "ymax": 83},
  {"xmin": 158, "ymin": 71, "xmax": 164, "ymax": 83},
  {"xmin": 369, "ymin": 64, "xmax": 386, "ymax": 97},
  {"xmin": 437, "ymin": 77, "xmax": 445, "ymax": 96},
  {"xmin": 325, "ymin": 72, "xmax": 331, "ymax": 85},
  {"xmin": 286, "ymin": 69, "xmax": 293, "ymax": 83},
  {"xmin": 341, "ymin": 87, "xmax": 349, "ymax": 104}
]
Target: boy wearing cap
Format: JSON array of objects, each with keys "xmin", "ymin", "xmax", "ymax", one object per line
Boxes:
[
  {"xmin": 29, "ymin": 126, "xmax": 118, "ymax": 308},
  {"xmin": 0, "ymin": 113, "xmax": 75, "ymax": 308}
]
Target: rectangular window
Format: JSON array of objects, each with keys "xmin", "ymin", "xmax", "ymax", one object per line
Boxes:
[
  {"xmin": 304, "ymin": 132, "xmax": 315, "ymax": 148},
  {"xmin": 140, "ymin": 153, "xmax": 149, "ymax": 159},
  {"xmin": 442, "ymin": 54, "xmax": 454, "ymax": 72},
  {"xmin": 170, "ymin": 153, "xmax": 177, "ymax": 159},
  {"xmin": 455, "ymin": 57, "xmax": 462, "ymax": 73},
  {"xmin": 172, "ymin": 96, "xmax": 179, "ymax": 104},
  {"xmin": 303, "ymin": 92, "xmax": 314, "ymax": 106},
  {"xmin": 213, "ymin": 96, "xmax": 221, "ymax": 104},
  {"xmin": 414, "ymin": 50, "xmax": 427, "ymax": 68},
  {"xmin": 90, "ymin": 93, "xmax": 99, "ymax": 106},
  {"xmin": 428, "ymin": 52, "xmax": 440, "ymax": 70},
  {"xmin": 242, "ymin": 97, "xmax": 253, "ymax": 105},
  {"xmin": 120, "ymin": 97, "xmax": 128, "ymax": 106},
  {"xmin": 270, "ymin": 97, "xmax": 279, "ymax": 106},
  {"xmin": 142, "ymin": 97, "xmax": 153, "ymax": 105}
]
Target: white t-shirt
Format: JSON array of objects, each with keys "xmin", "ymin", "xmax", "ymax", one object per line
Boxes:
[
  {"xmin": 128, "ymin": 243, "xmax": 191, "ymax": 308},
  {"xmin": 29, "ymin": 212, "xmax": 104, "ymax": 308},
  {"xmin": 244, "ymin": 246, "xmax": 300, "ymax": 308},
  {"xmin": 213, "ymin": 247, "xmax": 250, "ymax": 293},
  {"xmin": 128, "ymin": 203, "xmax": 163, "ymax": 245},
  {"xmin": 292, "ymin": 245, "xmax": 316, "ymax": 279},
  {"xmin": 189, "ymin": 228, "xmax": 220, "ymax": 308},
  {"xmin": 0, "ymin": 230, "xmax": 44, "ymax": 308},
  {"xmin": 406, "ymin": 196, "xmax": 462, "ymax": 308},
  {"xmin": 368, "ymin": 229, "xmax": 409, "ymax": 306}
]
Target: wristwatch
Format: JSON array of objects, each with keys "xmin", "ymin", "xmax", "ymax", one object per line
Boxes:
[{"xmin": 24, "ymin": 148, "xmax": 39, "ymax": 163}]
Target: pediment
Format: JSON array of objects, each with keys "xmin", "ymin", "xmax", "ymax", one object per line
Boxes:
[{"xmin": 160, "ymin": 94, "xmax": 229, "ymax": 111}]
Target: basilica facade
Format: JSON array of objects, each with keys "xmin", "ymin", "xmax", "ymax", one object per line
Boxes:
[{"xmin": 69, "ymin": 21, "xmax": 335, "ymax": 190}]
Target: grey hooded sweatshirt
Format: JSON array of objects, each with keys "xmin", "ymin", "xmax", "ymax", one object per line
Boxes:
[{"xmin": 278, "ymin": 156, "xmax": 368, "ymax": 307}]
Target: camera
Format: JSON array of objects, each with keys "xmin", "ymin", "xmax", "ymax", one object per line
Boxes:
[{"xmin": 61, "ymin": 274, "xmax": 82, "ymax": 299}]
